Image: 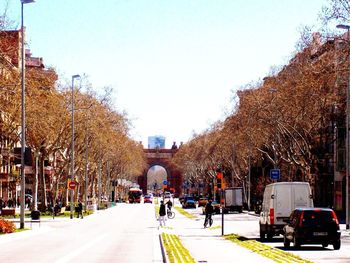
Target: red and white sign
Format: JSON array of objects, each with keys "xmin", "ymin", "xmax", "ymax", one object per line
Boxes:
[{"xmin": 68, "ymin": 181, "xmax": 77, "ymax": 190}]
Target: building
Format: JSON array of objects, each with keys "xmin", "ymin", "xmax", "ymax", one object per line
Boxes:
[{"xmin": 148, "ymin": 135, "xmax": 166, "ymax": 149}]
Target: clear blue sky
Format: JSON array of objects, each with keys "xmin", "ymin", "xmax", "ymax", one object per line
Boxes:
[{"xmin": 5, "ymin": 0, "xmax": 328, "ymax": 148}]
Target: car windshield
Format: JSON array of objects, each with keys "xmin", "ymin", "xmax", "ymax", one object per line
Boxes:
[{"xmin": 302, "ymin": 210, "xmax": 334, "ymax": 226}]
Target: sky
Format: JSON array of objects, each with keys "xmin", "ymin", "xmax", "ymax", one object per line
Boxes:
[{"xmin": 4, "ymin": 0, "xmax": 329, "ymax": 148}]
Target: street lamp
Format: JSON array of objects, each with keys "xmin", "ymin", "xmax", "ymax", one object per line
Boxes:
[
  {"xmin": 337, "ymin": 24, "xmax": 350, "ymax": 229},
  {"xmin": 70, "ymin": 74, "xmax": 80, "ymax": 219},
  {"xmin": 20, "ymin": 0, "xmax": 35, "ymax": 230}
]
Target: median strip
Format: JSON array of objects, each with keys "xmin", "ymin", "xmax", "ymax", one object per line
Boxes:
[
  {"xmin": 224, "ymin": 234, "xmax": 314, "ymax": 263},
  {"xmin": 174, "ymin": 207, "xmax": 196, "ymax": 219},
  {"xmin": 161, "ymin": 232, "xmax": 195, "ymax": 263}
]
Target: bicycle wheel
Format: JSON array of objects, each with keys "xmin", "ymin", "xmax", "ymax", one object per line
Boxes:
[{"xmin": 167, "ymin": 211, "xmax": 175, "ymax": 219}]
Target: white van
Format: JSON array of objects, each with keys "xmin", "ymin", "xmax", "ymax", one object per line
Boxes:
[{"xmin": 259, "ymin": 182, "xmax": 313, "ymax": 239}]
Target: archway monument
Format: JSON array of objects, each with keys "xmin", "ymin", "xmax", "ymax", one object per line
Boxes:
[{"xmin": 138, "ymin": 148, "xmax": 182, "ymax": 195}]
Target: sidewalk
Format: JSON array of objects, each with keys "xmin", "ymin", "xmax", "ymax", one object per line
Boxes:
[{"xmin": 160, "ymin": 209, "xmax": 273, "ymax": 263}]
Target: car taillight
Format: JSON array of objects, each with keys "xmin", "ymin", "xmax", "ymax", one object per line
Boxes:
[
  {"xmin": 331, "ymin": 210, "xmax": 339, "ymax": 225},
  {"xmin": 299, "ymin": 211, "xmax": 304, "ymax": 227},
  {"xmin": 269, "ymin": 208, "xmax": 274, "ymax": 225}
]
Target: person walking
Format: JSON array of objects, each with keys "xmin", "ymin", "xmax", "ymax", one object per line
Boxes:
[
  {"xmin": 77, "ymin": 200, "xmax": 83, "ymax": 219},
  {"xmin": 0, "ymin": 197, "xmax": 3, "ymax": 212},
  {"xmin": 159, "ymin": 200, "xmax": 166, "ymax": 227}
]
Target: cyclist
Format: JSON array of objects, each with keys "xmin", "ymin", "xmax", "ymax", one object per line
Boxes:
[
  {"xmin": 204, "ymin": 199, "xmax": 214, "ymax": 227},
  {"xmin": 166, "ymin": 199, "xmax": 173, "ymax": 211}
]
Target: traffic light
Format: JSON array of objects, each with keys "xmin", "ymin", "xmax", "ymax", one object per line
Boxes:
[
  {"xmin": 216, "ymin": 172, "xmax": 223, "ymax": 189},
  {"xmin": 217, "ymin": 178, "xmax": 222, "ymax": 189}
]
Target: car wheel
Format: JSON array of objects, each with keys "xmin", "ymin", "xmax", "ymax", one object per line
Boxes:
[
  {"xmin": 283, "ymin": 236, "xmax": 290, "ymax": 249},
  {"xmin": 266, "ymin": 232, "xmax": 273, "ymax": 240},
  {"xmin": 293, "ymin": 235, "xmax": 300, "ymax": 249},
  {"xmin": 333, "ymin": 240, "xmax": 341, "ymax": 250},
  {"xmin": 259, "ymin": 224, "xmax": 265, "ymax": 241}
]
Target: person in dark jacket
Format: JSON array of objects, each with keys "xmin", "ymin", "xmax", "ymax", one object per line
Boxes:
[
  {"xmin": 204, "ymin": 199, "xmax": 214, "ymax": 226},
  {"xmin": 0, "ymin": 197, "xmax": 3, "ymax": 212},
  {"xmin": 76, "ymin": 200, "xmax": 83, "ymax": 219},
  {"xmin": 159, "ymin": 200, "xmax": 166, "ymax": 227},
  {"xmin": 166, "ymin": 199, "xmax": 173, "ymax": 211}
]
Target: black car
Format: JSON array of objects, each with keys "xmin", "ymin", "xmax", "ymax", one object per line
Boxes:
[{"xmin": 283, "ymin": 208, "xmax": 341, "ymax": 250}]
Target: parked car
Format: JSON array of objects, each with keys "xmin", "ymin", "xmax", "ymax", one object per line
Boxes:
[
  {"xmin": 198, "ymin": 197, "xmax": 208, "ymax": 207},
  {"xmin": 179, "ymin": 195, "xmax": 187, "ymax": 204},
  {"xmin": 182, "ymin": 196, "xmax": 196, "ymax": 208},
  {"xmin": 143, "ymin": 195, "xmax": 153, "ymax": 204},
  {"xmin": 283, "ymin": 208, "xmax": 341, "ymax": 250},
  {"xmin": 202, "ymin": 201, "xmax": 221, "ymax": 214}
]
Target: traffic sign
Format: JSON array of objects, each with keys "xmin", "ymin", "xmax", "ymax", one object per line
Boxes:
[
  {"xmin": 270, "ymin": 169, "xmax": 280, "ymax": 180},
  {"xmin": 162, "ymin": 180, "xmax": 168, "ymax": 185},
  {"xmin": 68, "ymin": 181, "xmax": 77, "ymax": 190}
]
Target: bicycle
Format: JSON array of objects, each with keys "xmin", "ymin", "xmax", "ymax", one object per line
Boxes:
[
  {"xmin": 204, "ymin": 213, "xmax": 213, "ymax": 228},
  {"xmin": 167, "ymin": 208, "xmax": 175, "ymax": 219}
]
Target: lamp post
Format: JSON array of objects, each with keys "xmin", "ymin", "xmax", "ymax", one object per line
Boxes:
[
  {"xmin": 70, "ymin": 74, "xmax": 80, "ymax": 219},
  {"xmin": 336, "ymin": 24, "xmax": 350, "ymax": 229},
  {"xmin": 20, "ymin": 0, "xmax": 35, "ymax": 230}
]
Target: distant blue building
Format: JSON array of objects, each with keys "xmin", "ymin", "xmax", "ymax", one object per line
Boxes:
[{"xmin": 148, "ymin": 135, "xmax": 166, "ymax": 149}]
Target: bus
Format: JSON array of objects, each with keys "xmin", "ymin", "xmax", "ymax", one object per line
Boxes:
[{"xmin": 128, "ymin": 188, "xmax": 142, "ymax": 203}]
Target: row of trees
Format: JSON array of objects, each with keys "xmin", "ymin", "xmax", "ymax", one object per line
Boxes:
[
  {"xmin": 0, "ymin": 13, "xmax": 147, "ymax": 209},
  {"xmin": 172, "ymin": 0, "xmax": 348, "ymax": 206}
]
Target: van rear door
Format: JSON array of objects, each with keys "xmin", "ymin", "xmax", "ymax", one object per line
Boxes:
[
  {"xmin": 293, "ymin": 184, "xmax": 313, "ymax": 207},
  {"xmin": 275, "ymin": 185, "xmax": 292, "ymax": 224}
]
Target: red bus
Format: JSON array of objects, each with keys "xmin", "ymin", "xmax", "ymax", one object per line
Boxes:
[{"xmin": 128, "ymin": 188, "xmax": 142, "ymax": 203}]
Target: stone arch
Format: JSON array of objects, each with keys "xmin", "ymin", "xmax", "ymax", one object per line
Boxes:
[{"xmin": 138, "ymin": 148, "xmax": 182, "ymax": 195}]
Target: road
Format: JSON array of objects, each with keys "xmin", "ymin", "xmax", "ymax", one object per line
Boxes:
[
  {"xmin": 0, "ymin": 203, "xmax": 162, "ymax": 263},
  {"xmin": 2, "ymin": 200, "xmax": 349, "ymax": 263},
  {"xmin": 186, "ymin": 204, "xmax": 350, "ymax": 263}
]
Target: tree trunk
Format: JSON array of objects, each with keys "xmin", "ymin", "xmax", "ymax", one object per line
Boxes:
[{"xmin": 41, "ymin": 157, "xmax": 47, "ymax": 207}]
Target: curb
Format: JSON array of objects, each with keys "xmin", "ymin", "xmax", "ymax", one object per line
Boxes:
[{"xmin": 159, "ymin": 232, "xmax": 168, "ymax": 263}]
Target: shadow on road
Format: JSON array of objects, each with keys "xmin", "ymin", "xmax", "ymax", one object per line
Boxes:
[{"xmin": 276, "ymin": 245, "xmax": 334, "ymax": 251}]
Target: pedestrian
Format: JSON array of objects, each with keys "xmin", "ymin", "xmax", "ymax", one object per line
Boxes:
[
  {"xmin": 77, "ymin": 200, "xmax": 83, "ymax": 219},
  {"xmin": 159, "ymin": 200, "xmax": 166, "ymax": 227},
  {"xmin": 8, "ymin": 198, "xmax": 13, "ymax": 208}
]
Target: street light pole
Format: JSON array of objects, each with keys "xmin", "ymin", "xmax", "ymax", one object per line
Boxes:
[
  {"xmin": 20, "ymin": 0, "xmax": 35, "ymax": 230},
  {"xmin": 70, "ymin": 74, "xmax": 80, "ymax": 219},
  {"xmin": 337, "ymin": 24, "xmax": 350, "ymax": 229}
]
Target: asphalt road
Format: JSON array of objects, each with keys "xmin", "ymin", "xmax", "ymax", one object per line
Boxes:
[
  {"xmin": 185, "ymin": 204, "xmax": 350, "ymax": 263},
  {"xmin": 0, "ymin": 203, "xmax": 162, "ymax": 263}
]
